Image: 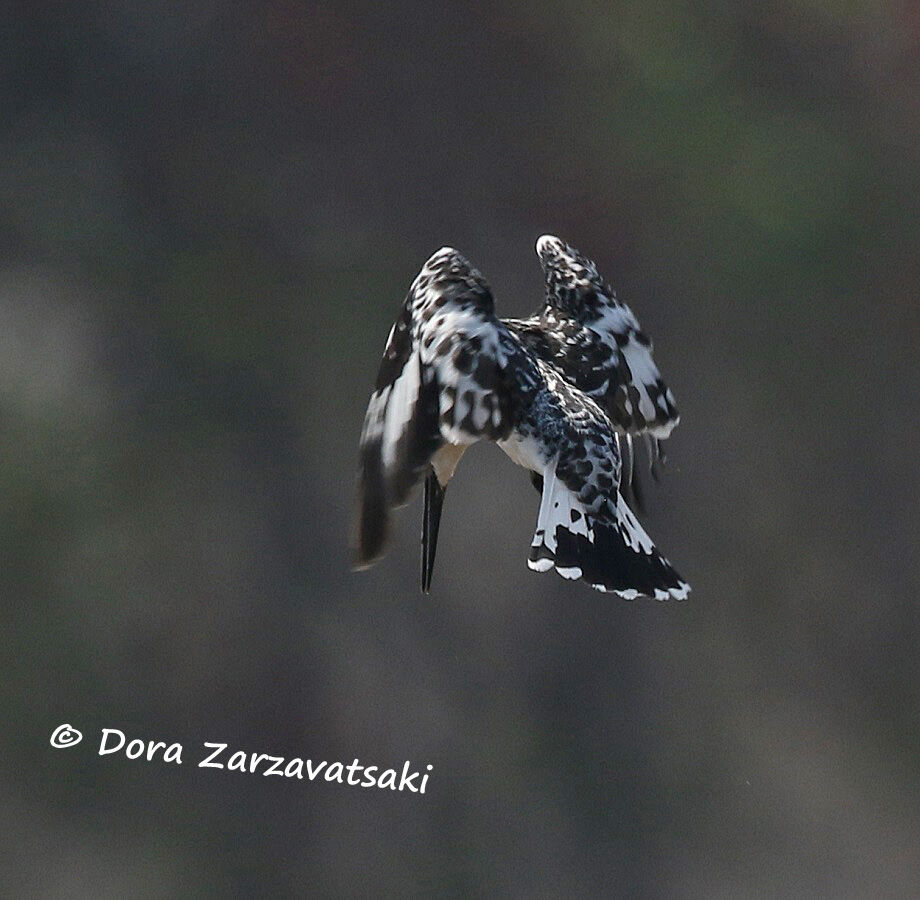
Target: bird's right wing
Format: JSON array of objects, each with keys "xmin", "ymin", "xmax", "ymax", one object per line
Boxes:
[
  {"xmin": 354, "ymin": 248, "xmax": 526, "ymax": 568},
  {"xmin": 530, "ymin": 235, "xmax": 680, "ymax": 440}
]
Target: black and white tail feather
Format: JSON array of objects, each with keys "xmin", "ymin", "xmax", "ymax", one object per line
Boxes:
[
  {"xmin": 528, "ymin": 470, "xmax": 689, "ymax": 600},
  {"xmin": 354, "ymin": 246, "xmax": 689, "ymax": 600}
]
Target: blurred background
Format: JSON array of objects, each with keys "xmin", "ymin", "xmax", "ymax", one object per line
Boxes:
[{"xmin": 3, "ymin": 1, "xmax": 919, "ymax": 896}]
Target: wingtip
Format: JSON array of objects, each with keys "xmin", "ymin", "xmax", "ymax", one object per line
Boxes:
[
  {"xmin": 351, "ymin": 518, "xmax": 388, "ymax": 572},
  {"xmin": 353, "ymin": 452, "xmax": 391, "ymax": 574},
  {"xmin": 535, "ymin": 234, "xmax": 564, "ymax": 258},
  {"xmin": 420, "ymin": 246, "xmax": 481, "ymax": 281}
]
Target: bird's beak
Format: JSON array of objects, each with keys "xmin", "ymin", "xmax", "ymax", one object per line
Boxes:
[
  {"xmin": 620, "ymin": 433, "xmax": 645, "ymax": 515},
  {"xmin": 421, "ymin": 470, "xmax": 446, "ymax": 594}
]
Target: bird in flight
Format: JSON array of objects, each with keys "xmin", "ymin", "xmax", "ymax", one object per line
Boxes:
[{"xmin": 353, "ymin": 243, "xmax": 689, "ymax": 600}]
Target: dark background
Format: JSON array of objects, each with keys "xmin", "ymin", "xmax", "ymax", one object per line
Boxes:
[{"xmin": 3, "ymin": 1, "xmax": 919, "ymax": 896}]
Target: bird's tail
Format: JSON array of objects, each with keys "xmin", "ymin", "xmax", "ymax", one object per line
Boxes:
[{"xmin": 527, "ymin": 470, "xmax": 689, "ymax": 600}]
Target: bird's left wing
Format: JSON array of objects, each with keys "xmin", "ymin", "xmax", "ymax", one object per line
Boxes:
[{"xmin": 354, "ymin": 247, "xmax": 526, "ymax": 568}]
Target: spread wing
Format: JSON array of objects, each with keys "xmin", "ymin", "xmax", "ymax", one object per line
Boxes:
[
  {"xmin": 517, "ymin": 234, "xmax": 680, "ymax": 439},
  {"xmin": 354, "ymin": 247, "xmax": 526, "ymax": 567}
]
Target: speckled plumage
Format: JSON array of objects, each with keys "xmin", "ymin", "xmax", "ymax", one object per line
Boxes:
[
  {"xmin": 505, "ymin": 236, "xmax": 681, "ymax": 492},
  {"xmin": 513, "ymin": 235, "xmax": 679, "ymax": 435},
  {"xmin": 355, "ymin": 246, "xmax": 689, "ymax": 600}
]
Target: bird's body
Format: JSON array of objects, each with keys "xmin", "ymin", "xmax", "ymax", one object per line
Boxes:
[
  {"xmin": 355, "ymin": 245, "xmax": 689, "ymax": 599},
  {"xmin": 505, "ymin": 313, "xmax": 678, "ymax": 438}
]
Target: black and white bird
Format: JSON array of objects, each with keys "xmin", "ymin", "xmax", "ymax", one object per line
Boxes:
[
  {"xmin": 506, "ymin": 236, "xmax": 680, "ymax": 508},
  {"xmin": 354, "ymin": 246, "xmax": 689, "ymax": 600}
]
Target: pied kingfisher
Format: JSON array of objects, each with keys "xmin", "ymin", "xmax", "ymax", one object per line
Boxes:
[{"xmin": 353, "ymin": 244, "xmax": 689, "ymax": 600}]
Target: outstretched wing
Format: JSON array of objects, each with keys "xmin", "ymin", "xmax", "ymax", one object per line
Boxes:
[
  {"xmin": 355, "ymin": 247, "xmax": 526, "ymax": 568},
  {"xmin": 514, "ymin": 234, "xmax": 680, "ymax": 439}
]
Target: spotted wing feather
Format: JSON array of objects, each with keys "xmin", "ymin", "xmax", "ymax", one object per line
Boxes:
[
  {"xmin": 355, "ymin": 248, "xmax": 521, "ymax": 567},
  {"xmin": 509, "ymin": 235, "xmax": 679, "ymax": 439}
]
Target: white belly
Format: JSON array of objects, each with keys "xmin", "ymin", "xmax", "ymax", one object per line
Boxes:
[{"xmin": 497, "ymin": 432, "xmax": 547, "ymax": 474}]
